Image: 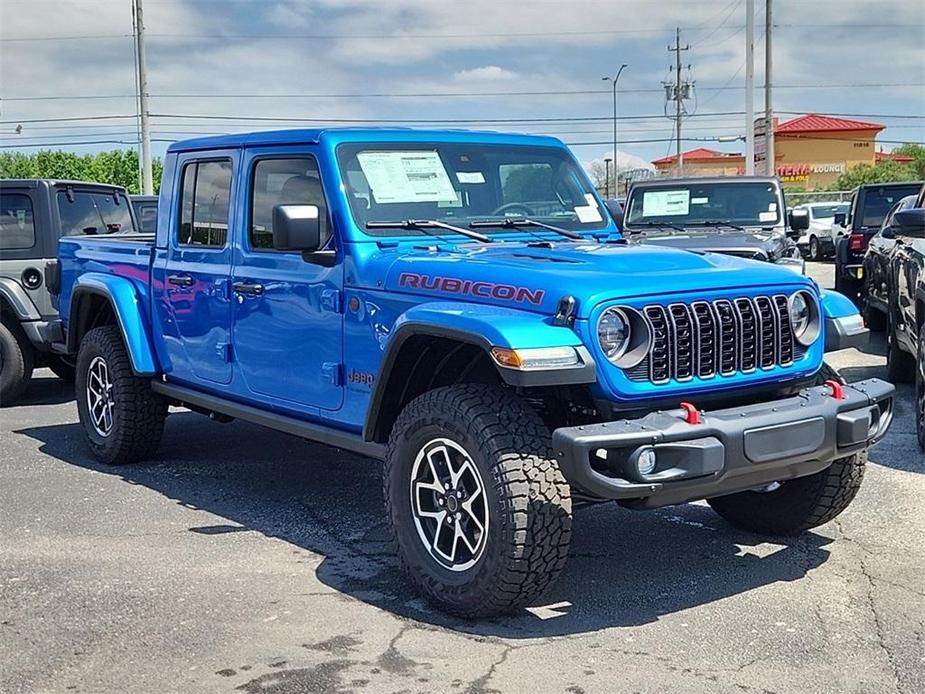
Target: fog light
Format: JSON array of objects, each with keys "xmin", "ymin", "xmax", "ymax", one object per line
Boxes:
[{"xmin": 636, "ymin": 447, "xmax": 657, "ymax": 476}]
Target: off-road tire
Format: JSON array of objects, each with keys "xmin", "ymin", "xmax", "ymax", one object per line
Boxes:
[
  {"xmin": 0, "ymin": 316, "xmax": 34, "ymax": 406},
  {"xmin": 48, "ymin": 356, "xmax": 76, "ymax": 383},
  {"xmin": 916, "ymin": 323, "xmax": 924, "ymax": 451},
  {"xmin": 708, "ymin": 451, "xmax": 867, "ymax": 535},
  {"xmin": 384, "ymin": 384, "xmax": 572, "ymax": 618},
  {"xmin": 886, "ymin": 315, "xmax": 915, "ymax": 384},
  {"xmin": 75, "ymin": 326, "xmax": 167, "ymax": 465}
]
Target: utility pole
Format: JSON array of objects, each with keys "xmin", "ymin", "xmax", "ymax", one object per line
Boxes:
[
  {"xmin": 602, "ymin": 64, "xmax": 627, "ymax": 197},
  {"xmin": 745, "ymin": 0, "xmax": 755, "ymax": 175},
  {"xmin": 604, "ymin": 158, "xmax": 612, "ymax": 198},
  {"xmin": 665, "ymin": 28, "xmax": 690, "ymax": 176},
  {"xmin": 764, "ymin": 0, "xmax": 774, "ymax": 177},
  {"xmin": 133, "ymin": 0, "xmax": 153, "ymax": 195}
]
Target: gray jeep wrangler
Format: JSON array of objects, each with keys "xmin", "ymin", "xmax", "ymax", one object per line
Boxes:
[{"xmin": 0, "ymin": 179, "xmax": 137, "ymax": 404}]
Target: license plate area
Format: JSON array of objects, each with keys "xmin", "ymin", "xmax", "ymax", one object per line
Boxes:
[{"xmin": 743, "ymin": 416, "xmax": 825, "ymax": 463}]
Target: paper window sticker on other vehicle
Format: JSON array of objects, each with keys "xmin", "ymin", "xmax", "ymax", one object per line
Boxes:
[
  {"xmin": 456, "ymin": 171, "xmax": 485, "ymax": 184},
  {"xmin": 575, "ymin": 205, "xmax": 603, "ymax": 223},
  {"xmin": 357, "ymin": 150, "xmax": 459, "ymax": 203},
  {"xmin": 768, "ymin": 202, "xmax": 778, "ymax": 211},
  {"xmin": 691, "ymin": 197, "xmax": 709, "ymax": 204},
  {"xmin": 759, "ymin": 211, "xmax": 777, "ymax": 222},
  {"xmin": 642, "ymin": 190, "xmax": 690, "ymax": 216}
]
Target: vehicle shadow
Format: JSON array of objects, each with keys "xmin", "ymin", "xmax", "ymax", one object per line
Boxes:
[
  {"xmin": 16, "ymin": 413, "xmax": 839, "ymax": 638},
  {"xmin": 13, "ymin": 370, "xmax": 75, "ymax": 407}
]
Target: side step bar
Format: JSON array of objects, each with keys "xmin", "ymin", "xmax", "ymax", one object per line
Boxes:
[{"xmin": 151, "ymin": 381, "xmax": 385, "ymax": 461}]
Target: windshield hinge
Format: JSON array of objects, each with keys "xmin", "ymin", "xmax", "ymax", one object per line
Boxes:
[{"xmin": 553, "ymin": 295, "xmax": 577, "ymax": 327}]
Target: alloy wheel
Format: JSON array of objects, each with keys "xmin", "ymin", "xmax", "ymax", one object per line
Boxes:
[
  {"xmin": 86, "ymin": 356, "xmax": 115, "ymax": 437},
  {"xmin": 409, "ymin": 438, "xmax": 489, "ymax": 572}
]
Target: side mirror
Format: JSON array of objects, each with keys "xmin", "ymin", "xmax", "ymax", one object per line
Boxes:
[
  {"xmin": 893, "ymin": 208, "xmax": 925, "ymax": 238},
  {"xmin": 833, "ymin": 212, "xmax": 847, "ymax": 227},
  {"xmin": 604, "ymin": 200, "xmax": 624, "ymax": 229},
  {"xmin": 788, "ymin": 208, "xmax": 810, "ymax": 232},
  {"xmin": 271, "ymin": 204, "xmax": 324, "ymax": 252}
]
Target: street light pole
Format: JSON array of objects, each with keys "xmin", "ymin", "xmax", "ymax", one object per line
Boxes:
[
  {"xmin": 604, "ymin": 158, "xmax": 612, "ymax": 198},
  {"xmin": 602, "ymin": 63, "xmax": 627, "ymax": 197}
]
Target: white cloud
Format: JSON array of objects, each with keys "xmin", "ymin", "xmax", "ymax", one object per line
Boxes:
[
  {"xmin": 585, "ymin": 150, "xmax": 655, "ymax": 174},
  {"xmin": 453, "ymin": 66, "xmax": 518, "ymax": 82}
]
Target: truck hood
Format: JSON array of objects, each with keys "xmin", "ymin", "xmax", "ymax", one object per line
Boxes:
[
  {"xmin": 370, "ymin": 240, "xmax": 813, "ymax": 318},
  {"xmin": 627, "ymin": 228, "xmax": 788, "ymax": 262}
]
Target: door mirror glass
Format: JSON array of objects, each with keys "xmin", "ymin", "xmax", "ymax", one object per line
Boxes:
[
  {"xmin": 893, "ymin": 208, "xmax": 925, "ymax": 239},
  {"xmin": 788, "ymin": 208, "xmax": 810, "ymax": 232},
  {"xmin": 833, "ymin": 212, "xmax": 847, "ymax": 227},
  {"xmin": 272, "ymin": 204, "xmax": 323, "ymax": 251}
]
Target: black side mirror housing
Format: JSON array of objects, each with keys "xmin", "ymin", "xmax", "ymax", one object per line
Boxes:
[
  {"xmin": 833, "ymin": 212, "xmax": 847, "ymax": 227},
  {"xmin": 788, "ymin": 208, "xmax": 810, "ymax": 232},
  {"xmin": 604, "ymin": 200, "xmax": 624, "ymax": 229},
  {"xmin": 893, "ymin": 208, "xmax": 925, "ymax": 239},
  {"xmin": 271, "ymin": 204, "xmax": 324, "ymax": 252}
]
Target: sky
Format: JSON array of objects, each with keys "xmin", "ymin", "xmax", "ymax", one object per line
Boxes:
[{"xmin": 1, "ymin": 0, "xmax": 923, "ymax": 175}]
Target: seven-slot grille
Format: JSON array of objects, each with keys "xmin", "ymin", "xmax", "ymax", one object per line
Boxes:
[{"xmin": 634, "ymin": 295, "xmax": 798, "ymax": 384}]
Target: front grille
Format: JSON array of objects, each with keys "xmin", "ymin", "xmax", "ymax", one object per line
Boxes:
[{"xmin": 630, "ymin": 295, "xmax": 799, "ymax": 384}]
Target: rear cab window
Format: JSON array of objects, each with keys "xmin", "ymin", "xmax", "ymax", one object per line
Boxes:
[
  {"xmin": 57, "ymin": 190, "xmax": 136, "ymax": 236},
  {"xmin": 178, "ymin": 160, "xmax": 233, "ymax": 247},
  {"xmin": 0, "ymin": 193, "xmax": 36, "ymax": 250}
]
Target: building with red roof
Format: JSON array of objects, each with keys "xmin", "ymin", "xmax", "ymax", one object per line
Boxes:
[{"xmin": 652, "ymin": 114, "xmax": 908, "ymax": 189}]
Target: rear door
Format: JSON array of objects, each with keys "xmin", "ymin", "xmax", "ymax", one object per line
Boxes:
[
  {"xmin": 154, "ymin": 151, "xmax": 237, "ymax": 385},
  {"xmin": 229, "ymin": 147, "xmax": 344, "ymax": 411}
]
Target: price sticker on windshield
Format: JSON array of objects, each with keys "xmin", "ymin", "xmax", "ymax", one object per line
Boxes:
[
  {"xmin": 357, "ymin": 151, "xmax": 459, "ymax": 204},
  {"xmin": 642, "ymin": 190, "xmax": 690, "ymax": 217}
]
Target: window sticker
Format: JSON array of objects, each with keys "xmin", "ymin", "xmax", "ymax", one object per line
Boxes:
[
  {"xmin": 768, "ymin": 202, "xmax": 778, "ymax": 212},
  {"xmin": 758, "ymin": 211, "xmax": 777, "ymax": 222},
  {"xmin": 357, "ymin": 151, "xmax": 458, "ymax": 203},
  {"xmin": 456, "ymin": 171, "xmax": 485, "ymax": 184},
  {"xmin": 691, "ymin": 196, "xmax": 709, "ymax": 204},
  {"xmin": 574, "ymin": 204, "xmax": 603, "ymax": 223},
  {"xmin": 642, "ymin": 190, "xmax": 690, "ymax": 216}
]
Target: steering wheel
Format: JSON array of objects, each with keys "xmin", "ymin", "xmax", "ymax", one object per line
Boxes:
[{"xmin": 488, "ymin": 202, "xmax": 536, "ymax": 217}]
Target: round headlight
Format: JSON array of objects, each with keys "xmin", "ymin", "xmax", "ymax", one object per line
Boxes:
[
  {"xmin": 789, "ymin": 291, "xmax": 819, "ymax": 346},
  {"xmin": 597, "ymin": 308, "xmax": 630, "ymax": 361}
]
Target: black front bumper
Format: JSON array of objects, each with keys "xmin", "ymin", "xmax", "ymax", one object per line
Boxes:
[{"xmin": 551, "ymin": 379, "xmax": 895, "ymax": 507}]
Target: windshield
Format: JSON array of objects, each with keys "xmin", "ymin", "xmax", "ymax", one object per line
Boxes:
[
  {"xmin": 336, "ymin": 142, "xmax": 608, "ymax": 236},
  {"xmin": 809, "ymin": 203, "xmax": 848, "ymax": 219},
  {"xmin": 859, "ymin": 185, "xmax": 922, "ymax": 228},
  {"xmin": 624, "ymin": 181, "xmax": 782, "ymax": 229}
]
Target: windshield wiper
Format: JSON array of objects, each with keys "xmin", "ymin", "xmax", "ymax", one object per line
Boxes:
[
  {"xmin": 366, "ymin": 219, "xmax": 491, "ymax": 243},
  {"xmin": 627, "ymin": 221, "xmax": 687, "ymax": 233},
  {"xmin": 469, "ymin": 217, "xmax": 582, "ymax": 240},
  {"xmin": 690, "ymin": 219, "xmax": 747, "ymax": 231}
]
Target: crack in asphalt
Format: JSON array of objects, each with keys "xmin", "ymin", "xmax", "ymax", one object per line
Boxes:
[{"xmin": 463, "ymin": 643, "xmax": 513, "ymax": 694}]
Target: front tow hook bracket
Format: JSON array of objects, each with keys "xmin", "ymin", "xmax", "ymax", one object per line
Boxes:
[{"xmin": 679, "ymin": 402, "xmax": 702, "ymax": 425}]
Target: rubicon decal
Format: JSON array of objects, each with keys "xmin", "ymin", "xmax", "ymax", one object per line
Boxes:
[{"xmin": 398, "ymin": 272, "xmax": 545, "ymax": 305}]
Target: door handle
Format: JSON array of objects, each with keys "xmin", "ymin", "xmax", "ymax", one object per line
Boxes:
[
  {"xmin": 232, "ymin": 281, "xmax": 265, "ymax": 296},
  {"xmin": 167, "ymin": 274, "xmax": 194, "ymax": 287}
]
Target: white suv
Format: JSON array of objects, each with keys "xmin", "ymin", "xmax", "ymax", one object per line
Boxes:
[{"xmin": 794, "ymin": 201, "xmax": 849, "ymax": 261}]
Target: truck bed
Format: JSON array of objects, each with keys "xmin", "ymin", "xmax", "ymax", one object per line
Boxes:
[{"xmin": 57, "ymin": 233, "xmax": 156, "ymax": 333}]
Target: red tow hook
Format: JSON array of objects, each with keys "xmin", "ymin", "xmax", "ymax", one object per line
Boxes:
[
  {"xmin": 679, "ymin": 402, "xmax": 702, "ymax": 425},
  {"xmin": 825, "ymin": 379, "xmax": 845, "ymax": 400}
]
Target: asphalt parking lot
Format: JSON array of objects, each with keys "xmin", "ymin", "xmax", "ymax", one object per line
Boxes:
[{"xmin": 1, "ymin": 262, "xmax": 923, "ymax": 694}]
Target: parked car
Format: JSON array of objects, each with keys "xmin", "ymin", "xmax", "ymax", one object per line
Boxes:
[
  {"xmin": 861, "ymin": 194, "xmax": 918, "ymax": 332},
  {"xmin": 622, "ymin": 176, "xmax": 807, "ymax": 273},
  {"xmin": 0, "ymin": 179, "xmax": 138, "ymax": 403},
  {"xmin": 51, "ymin": 128, "xmax": 891, "ymax": 617},
  {"xmin": 833, "ymin": 181, "xmax": 923, "ymax": 304},
  {"xmin": 793, "ymin": 201, "xmax": 849, "ymax": 261},
  {"xmin": 130, "ymin": 195, "xmax": 158, "ymax": 233}
]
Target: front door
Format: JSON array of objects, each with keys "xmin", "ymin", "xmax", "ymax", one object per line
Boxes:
[
  {"xmin": 155, "ymin": 152, "xmax": 237, "ymax": 385},
  {"xmin": 230, "ymin": 148, "xmax": 344, "ymax": 411}
]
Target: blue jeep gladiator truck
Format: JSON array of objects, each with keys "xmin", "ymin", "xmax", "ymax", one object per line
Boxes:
[{"xmin": 52, "ymin": 128, "xmax": 894, "ymax": 617}]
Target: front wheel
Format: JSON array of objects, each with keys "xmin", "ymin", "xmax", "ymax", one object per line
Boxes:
[
  {"xmin": 808, "ymin": 235, "xmax": 820, "ymax": 261},
  {"xmin": 384, "ymin": 384, "xmax": 572, "ymax": 618},
  {"xmin": 0, "ymin": 316, "xmax": 34, "ymax": 406},
  {"xmin": 75, "ymin": 325, "xmax": 167, "ymax": 465},
  {"xmin": 708, "ymin": 452, "xmax": 867, "ymax": 535}
]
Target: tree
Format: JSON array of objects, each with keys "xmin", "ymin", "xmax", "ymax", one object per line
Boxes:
[
  {"xmin": 892, "ymin": 143, "xmax": 925, "ymax": 179},
  {"xmin": 0, "ymin": 149, "xmax": 163, "ymax": 193},
  {"xmin": 835, "ymin": 161, "xmax": 918, "ymax": 190},
  {"xmin": 586, "ymin": 160, "xmax": 608, "ymax": 191}
]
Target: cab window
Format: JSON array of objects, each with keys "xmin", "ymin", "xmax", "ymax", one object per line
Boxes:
[
  {"xmin": 249, "ymin": 157, "xmax": 328, "ymax": 250},
  {"xmin": 178, "ymin": 160, "xmax": 232, "ymax": 247},
  {"xmin": 0, "ymin": 193, "xmax": 36, "ymax": 250}
]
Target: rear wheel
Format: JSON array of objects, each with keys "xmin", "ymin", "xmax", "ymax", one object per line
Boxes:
[
  {"xmin": 75, "ymin": 326, "xmax": 167, "ymax": 465},
  {"xmin": 0, "ymin": 316, "xmax": 34, "ymax": 406},
  {"xmin": 384, "ymin": 384, "xmax": 571, "ymax": 618},
  {"xmin": 708, "ymin": 452, "xmax": 867, "ymax": 535}
]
